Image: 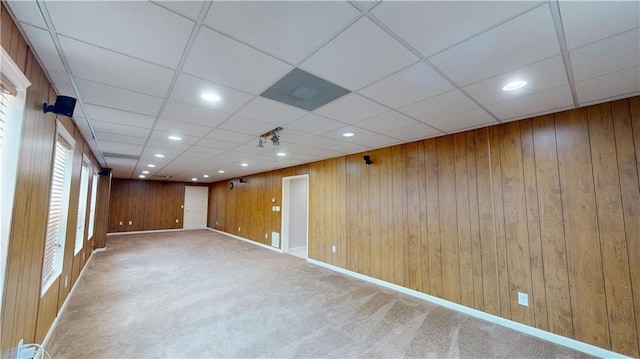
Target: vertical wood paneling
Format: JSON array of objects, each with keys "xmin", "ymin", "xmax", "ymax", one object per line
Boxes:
[
  {"xmin": 369, "ymin": 150, "xmax": 382, "ymax": 279},
  {"xmin": 555, "ymin": 108, "xmax": 610, "ymax": 348},
  {"xmin": 378, "ymin": 147, "xmax": 393, "ymax": 283},
  {"xmin": 406, "ymin": 143, "xmax": 422, "ymax": 291},
  {"xmin": 417, "ymin": 141, "xmax": 431, "ymax": 294},
  {"xmin": 424, "ymin": 139, "xmax": 442, "ymax": 298},
  {"xmin": 466, "ymin": 131, "xmax": 484, "ymax": 311},
  {"xmin": 454, "ymin": 133, "xmax": 474, "ymax": 307}
]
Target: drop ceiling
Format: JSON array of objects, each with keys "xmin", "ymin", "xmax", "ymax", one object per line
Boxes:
[{"xmin": 5, "ymin": 0, "xmax": 639, "ymax": 182}]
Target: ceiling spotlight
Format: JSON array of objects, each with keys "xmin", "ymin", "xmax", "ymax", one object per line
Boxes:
[
  {"xmin": 241, "ymin": 163, "xmax": 248, "ymax": 167},
  {"xmin": 218, "ymin": 170, "xmax": 225, "ymax": 173},
  {"xmin": 271, "ymin": 133, "xmax": 280, "ymax": 146},
  {"xmin": 502, "ymin": 80, "xmax": 527, "ymax": 91},
  {"xmin": 154, "ymin": 153, "xmax": 165, "ymax": 158},
  {"xmin": 192, "ymin": 178, "xmax": 198, "ymax": 181},
  {"xmin": 342, "ymin": 132, "xmax": 355, "ymax": 137},
  {"xmin": 147, "ymin": 164, "xmax": 156, "ymax": 168},
  {"xmin": 168, "ymin": 135, "xmax": 182, "ymax": 141},
  {"xmin": 258, "ymin": 127, "xmax": 282, "ymax": 147},
  {"xmin": 201, "ymin": 92, "xmax": 221, "ymax": 102},
  {"xmin": 257, "ymin": 138, "xmax": 264, "ymax": 148},
  {"xmin": 203, "ymin": 175, "xmax": 209, "ymax": 178},
  {"xmin": 138, "ymin": 175, "xmax": 146, "ymax": 178},
  {"xmin": 142, "ymin": 170, "xmax": 149, "ymax": 174},
  {"xmin": 277, "ymin": 152, "xmax": 286, "ymax": 157}
]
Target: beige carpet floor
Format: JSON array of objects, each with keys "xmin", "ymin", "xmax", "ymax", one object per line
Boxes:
[{"xmin": 45, "ymin": 230, "xmax": 594, "ymax": 358}]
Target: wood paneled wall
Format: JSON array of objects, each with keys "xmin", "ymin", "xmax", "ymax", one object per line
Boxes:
[
  {"xmin": 210, "ymin": 98, "xmax": 640, "ymax": 357},
  {"xmin": 1, "ymin": 6, "xmax": 108, "ymax": 357},
  {"xmin": 108, "ymin": 180, "xmax": 211, "ymax": 233}
]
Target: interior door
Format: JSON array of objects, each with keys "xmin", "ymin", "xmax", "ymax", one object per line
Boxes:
[{"xmin": 183, "ymin": 186, "xmax": 208, "ymax": 229}]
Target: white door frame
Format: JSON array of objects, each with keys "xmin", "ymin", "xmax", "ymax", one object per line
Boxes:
[
  {"xmin": 183, "ymin": 186, "xmax": 208, "ymax": 229},
  {"xmin": 281, "ymin": 174, "xmax": 309, "ymax": 258}
]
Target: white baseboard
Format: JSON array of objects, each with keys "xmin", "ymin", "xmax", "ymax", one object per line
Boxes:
[
  {"xmin": 307, "ymin": 258, "xmax": 630, "ymax": 359},
  {"xmin": 107, "ymin": 228, "xmax": 187, "ymax": 236},
  {"xmin": 207, "ymin": 228, "xmax": 283, "ymax": 253}
]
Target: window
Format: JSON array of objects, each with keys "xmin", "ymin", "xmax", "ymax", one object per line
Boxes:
[
  {"xmin": 74, "ymin": 157, "xmax": 90, "ymax": 254},
  {"xmin": 87, "ymin": 172, "xmax": 98, "ymax": 240},
  {"xmin": 42, "ymin": 122, "xmax": 75, "ymax": 293}
]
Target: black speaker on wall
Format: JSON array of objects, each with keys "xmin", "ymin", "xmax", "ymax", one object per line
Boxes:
[
  {"xmin": 43, "ymin": 96, "xmax": 77, "ymax": 117},
  {"xmin": 98, "ymin": 168, "xmax": 111, "ymax": 176}
]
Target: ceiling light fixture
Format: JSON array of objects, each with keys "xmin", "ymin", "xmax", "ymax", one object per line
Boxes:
[
  {"xmin": 154, "ymin": 153, "xmax": 165, "ymax": 158},
  {"xmin": 258, "ymin": 127, "xmax": 282, "ymax": 147},
  {"xmin": 241, "ymin": 163, "xmax": 248, "ymax": 167},
  {"xmin": 201, "ymin": 92, "xmax": 221, "ymax": 102},
  {"xmin": 147, "ymin": 164, "xmax": 156, "ymax": 168},
  {"xmin": 218, "ymin": 170, "xmax": 225, "ymax": 174},
  {"xmin": 192, "ymin": 178, "xmax": 198, "ymax": 181},
  {"xmin": 277, "ymin": 152, "xmax": 286, "ymax": 157},
  {"xmin": 342, "ymin": 132, "xmax": 355, "ymax": 137},
  {"xmin": 138, "ymin": 175, "xmax": 146, "ymax": 178},
  {"xmin": 168, "ymin": 135, "xmax": 182, "ymax": 141},
  {"xmin": 502, "ymin": 80, "xmax": 527, "ymax": 91},
  {"xmin": 142, "ymin": 170, "xmax": 149, "ymax": 174},
  {"xmin": 203, "ymin": 175, "xmax": 209, "ymax": 178}
]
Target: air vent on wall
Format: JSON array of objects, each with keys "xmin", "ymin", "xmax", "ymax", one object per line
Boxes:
[{"xmin": 103, "ymin": 152, "xmax": 140, "ymax": 160}]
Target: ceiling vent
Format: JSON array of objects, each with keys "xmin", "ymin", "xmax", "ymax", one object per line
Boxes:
[
  {"xmin": 260, "ymin": 68, "xmax": 350, "ymax": 111},
  {"xmin": 103, "ymin": 152, "xmax": 140, "ymax": 160}
]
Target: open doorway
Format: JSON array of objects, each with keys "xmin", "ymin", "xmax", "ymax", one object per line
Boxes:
[{"xmin": 281, "ymin": 174, "xmax": 309, "ymax": 259}]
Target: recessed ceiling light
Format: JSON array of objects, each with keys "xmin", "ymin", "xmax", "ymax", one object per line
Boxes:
[
  {"xmin": 201, "ymin": 92, "xmax": 221, "ymax": 102},
  {"xmin": 203, "ymin": 175, "xmax": 209, "ymax": 178},
  {"xmin": 154, "ymin": 153, "xmax": 165, "ymax": 158},
  {"xmin": 218, "ymin": 170, "xmax": 225, "ymax": 174},
  {"xmin": 147, "ymin": 164, "xmax": 156, "ymax": 168},
  {"xmin": 168, "ymin": 135, "xmax": 182, "ymax": 141},
  {"xmin": 138, "ymin": 175, "xmax": 146, "ymax": 178},
  {"xmin": 502, "ymin": 80, "xmax": 527, "ymax": 91},
  {"xmin": 342, "ymin": 132, "xmax": 355, "ymax": 137},
  {"xmin": 142, "ymin": 170, "xmax": 149, "ymax": 174},
  {"xmin": 192, "ymin": 178, "xmax": 198, "ymax": 181},
  {"xmin": 241, "ymin": 163, "xmax": 248, "ymax": 167},
  {"xmin": 277, "ymin": 152, "xmax": 286, "ymax": 157}
]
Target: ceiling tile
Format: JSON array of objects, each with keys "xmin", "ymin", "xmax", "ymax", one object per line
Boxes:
[
  {"xmin": 314, "ymin": 94, "xmax": 388, "ymax": 123},
  {"xmin": 47, "ymin": 1, "xmax": 194, "ymax": 68},
  {"xmin": 60, "ymin": 36, "xmax": 174, "ymax": 97},
  {"xmin": 142, "ymin": 146, "xmax": 184, "ymax": 157},
  {"xmin": 183, "ymin": 27, "xmax": 292, "ymax": 94},
  {"xmin": 277, "ymin": 140, "xmax": 343, "ymax": 158},
  {"xmin": 84, "ymin": 104, "xmax": 156, "ymax": 128},
  {"xmin": 323, "ymin": 127, "xmax": 402, "ymax": 148},
  {"xmin": 301, "ymin": 17, "xmax": 419, "ymax": 90},
  {"xmin": 570, "ymin": 29, "xmax": 640, "ymax": 82},
  {"xmin": 6, "ymin": 1, "xmax": 47, "ymax": 27},
  {"xmin": 372, "ymin": 1, "xmax": 538, "ymax": 57},
  {"xmin": 430, "ymin": 4, "xmax": 560, "ymax": 86},
  {"xmin": 359, "ymin": 62, "xmax": 454, "ymax": 109},
  {"xmin": 488, "ymin": 85, "xmax": 574, "ymax": 121},
  {"xmin": 399, "ymin": 90, "xmax": 479, "ymax": 123},
  {"xmin": 218, "ymin": 116, "xmax": 275, "ymax": 136},
  {"xmin": 384, "ymin": 122, "xmax": 443, "ymax": 142},
  {"xmin": 74, "ymin": 78, "xmax": 163, "ymax": 117},
  {"xmin": 426, "ymin": 109, "xmax": 497, "ymax": 134},
  {"xmin": 349, "ymin": 1, "xmax": 381, "ymax": 11},
  {"xmin": 161, "ymin": 100, "xmax": 230, "ymax": 128},
  {"xmin": 204, "ymin": 2, "xmax": 358, "ymax": 64},
  {"xmin": 104, "ymin": 157, "xmax": 138, "ymax": 168},
  {"xmin": 169, "ymin": 73, "xmax": 254, "ymax": 114},
  {"xmin": 95, "ymin": 132, "xmax": 147, "ymax": 146},
  {"xmin": 354, "ymin": 111, "xmax": 419, "ymax": 133},
  {"xmin": 464, "ymin": 55, "xmax": 568, "ymax": 106},
  {"xmin": 205, "ymin": 129, "xmax": 254, "ymax": 144},
  {"xmin": 575, "ymin": 66, "xmax": 640, "ymax": 106},
  {"xmin": 90, "ymin": 120, "xmax": 151, "ymax": 138},
  {"xmin": 99, "ymin": 141, "xmax": 143, "ymax": 156},
  {"xmin": 285, "ymin": 114, "xmax": 345, "ymax": 135},
  {"xmin": 150, "ymin": 1, "xmax": 204, "ymax": 20},
  {"xmin": 149, "ymin": 130, "xmax": 201, "ymax": 144},
  {"xmin": 559, "ymin": 1, "xmax": 640, "ymax": 50},
  {"xmin": 21, "ymin": 24, "xmax": 65, "ymax": 73},
  {"xmin": 236, "ymin": 97, "xmax": 307, "ymax": 126},
  {"xmin": 48, "ymin": 71, "xmax": 75, "ymax": 97},
  {"xmin": 155, "ymin": 118, "xmax": 214, "ymax": 137}
]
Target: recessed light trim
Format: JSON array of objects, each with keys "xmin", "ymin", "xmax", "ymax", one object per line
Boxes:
[
  {"xmin": 168, "ymin": 135, "xmax": 182, "ymax": 141},
  {"xmin": 502, "ymin": 80, "xmax": 527, "ymax": 91},
  {"xmin": 142, "ymin": 170, "xmax": 149, "ymax": 174},
  {"xmin": 218, "ymin": 170, "xmax": 225, "ymax": 174},
  {"xmin": 241, "ymin": 163, "xmax": 248, "ymax": 167},
  {"xmin": 147, "ymin": 164, "xmax": 156, "ymax": 168},
  {"xmin": 201, "ymin": 92, "xmax": 221, "ymax": 102},
  {"xmin": 192, "ymin": 178, "xmax": 198, "ymax": 181},
  {"xmin": 203, "ymin": 175, "xmax": 209, "ymax": 178},
  {"xmin": 154, "ymin": 153, "xmax": 165, "ymax": 158},
  {"xmin": 342, "ymin": 132, "xmax": 355, "ymax": 137},
  {"xmin": 277, "ymin": 152, "xmax": 286, "ymax": 157},
  {"xmin": 138, "ymin": 175, "xmax": 146, "ymax": 178}
]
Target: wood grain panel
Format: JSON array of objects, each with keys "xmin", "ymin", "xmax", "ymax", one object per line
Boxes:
[
  {"xmin": 378, "ymin": 147, "xmax": 393, "ymax": 283},
  {"xmin": 555, "ymin": 108, "xmax": 610, "ymax": 348},
  {"xmin": 369, "ymin": 150, "xmax": 382, "ymax": 279},
  {"xmin": 406, "ymin": 142, "xmax": 422, "ymax": 291},
  {"xmin": 424, "ymin": 139, "xmax": 442, "ymax": 298},
  {"xmin": 454, "ymin": 133, "xmax": 474, "ymax": 307},
  {"xmin": 417, "ymin": 141, "xmax": 431, "ymax": 294},
  {"xmin": 587, "ymin": 103, "xmax": 638, "ymax": 357},
  {"xmin": 466, "ymin": 131, "xmax": 484, "ymax": 310}
]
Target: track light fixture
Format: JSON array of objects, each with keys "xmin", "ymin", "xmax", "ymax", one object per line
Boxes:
[{"xmin": 258, "ymin": 127, "xmax": 283, "ymax": 147}]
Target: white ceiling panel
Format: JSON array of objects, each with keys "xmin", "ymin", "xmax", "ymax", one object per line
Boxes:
[
  {"xmin": 488, "ymin": 85, "xmax": 574, "ymax": 121},
  {"xmin": 323, "ymin": 127, "xmax": 402, "ymax": 148},
  {"xmin": 372, "ymin": 1, "xmax": 539, "ymax": 57},
  {"xmin": 95, "ymin": 132, "xmax": 148, "ymax": 146},
  {"xmin": 47, "ymin": 1, "xmax": 194, "ymax": 68},
  {"xmin": 142, "ymin": 146, "xmax": 184, "ymax": 157},
  {"xmin": 426, "ymin": 109, "xmax": 497, "ymax": 134},
  {"xmin": 169, "ymin": 73, "xmax": 253, "ymax": 114},
  {"xmin": 205, "ymin": 1, "xmax": 358, "ymax": 64},
  {"xmin": 400, "ymin": 90, "xmax": 479, "ymax": 123},
  {"xmin": 314, "ymin": 94, "xmax": 388, "ymax": 124},
  {"xmin": 155, "ymin": 118, "xmax": 214, "ymax": 137},
  {"xmin": 464, "ymin": 55, "xmax": 569, "ymax": 106},
  {"xmin": 60, "ymin": 37, "xmax": 174, "ymax": 98},
  {"xmin": 570, "ymin": 29, "xmax": 640, "ymax": 82},
  {"xmin": 84, "ymin": 104, "xmax": 156, "ymax": 128},
  {"xmin": 99, "ymin": 141, "xmax": 143, "ymax": 156},
  {"xmin": 48, "ymin": 71, "xmax": 75, "ymax": 97},
  {"xmin": 74, "ymin": 78, "xmax": 163, "ymax": 117},
  {"xmin": 151, "ymin": 1, "xmax": 204, "ymax": 20},
  {"xmin": 286, "ymin": 114, "xmax": 345, "ymax": 135},
  {"xmin": 6, "ymin": 0, "xmax": 46, "ymax": 27},
  {"xmin": 359, "ymin": 62, "xmax": 454, "ymax": 109},
  {"xmin": 430, "ymin": 4, "xmax": 560, "ymax": 86},
  {"xmin": 301, "ymin": 17, "xmax": 419, "ymax": 90},
  {"xmin": 218, "ymin": 116, "xmax": 275, "ymax": 136},
  {"xmin": 183, "ymin": 27, "xmax": 291, "ymax": 94},
  {"xmin": 149, "ymin": 130, "xmax": 201, "ymax": 145},
  {"xmin": 277, "ymin": 141, "xmax": 343, "ymax": 158},
  {"xmin": 354, "ymin": 111, "xmax": 419, "ymax": 133},
  {"xmin": 236, "ymin": 97, "xmax": 307, "ymax": 126},
  {"xmin": 21, "ymin": 24, "xmax": 65, "ymax": 73},
  {"xmin": 205, "ymin": 129, "xmax": 254, "ymax": 144},
  {"xmin": 161, "ymin": 100, "xmax": 230, "ymax": 128},
  {"xmin": 575, "ymin": 66, "xmax": 640, "ymax": 106},
  {"xmin": 194, "ymin": 138, "xmax": 238, "ymax": 151},
  {"xmin": 90, "ymin": 120, "xmax": 151, "ymax": 138},
  {"xmin": 384, "ymin": 122, "xmax": 443, "ymax": 142},
  {"xmin": 559, "ymin": 1, "xmax": 640, "ymax": 50}
]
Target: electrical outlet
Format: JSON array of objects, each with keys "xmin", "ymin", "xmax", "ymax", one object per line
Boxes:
[
  {"xmin": 518, "ymin": 292, "xmax": 529, "ymax": 306},
  {"xmin": 332, "ymin": 245, "xmax": 336, "ymax": 253},
  {"xmin": 64, "ymin": 276, "xmax": 69, "ymax": 288},
  {"xmin": 17, "ymin": 339, "xmax": 36, "ymax": 359},
  {"xmin": 119, "ymin": 221, "xmax": 123, "ymax": 226},
  {"xmin": 175, "ymin": 219, "xmax": 179, "ymax": 223},
  {"xmin": 128, "ymin": 220, "xmax": 132, "ymax": 225},
  {"xmin": 265, "ymin": 233, "xmax": 268, "ymax": 239},
  {"xmin": 271, "ymin": 197, "xmax": 276, "ymax": 202},
  {"xmin": 238, "ymin": 227, "xmax": 241, "ymax": 232},
  {"xmin": 82, "ymin": 252, "xmax": 85, "ymax": 260},
  {"xmin": 215, "ymin": 221, "xmax": 218, "ymax": 226}
]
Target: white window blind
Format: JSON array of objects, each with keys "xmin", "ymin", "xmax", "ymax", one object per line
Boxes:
[
  {"xmin": 42, "ymin": 132, "xmax": 73, "ymax": 291},
  {"xmin": 74, "ymin": 160, "xmax": 90, "ymax": 254},
  {"xmin": 87, "ymin": 173, "xmax": 98, "ymax": 239}
]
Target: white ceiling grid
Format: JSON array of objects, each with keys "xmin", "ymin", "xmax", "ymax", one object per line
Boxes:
[{"xmin": 4, "ymin": 0, "xmax": 639, "ymax": 182}]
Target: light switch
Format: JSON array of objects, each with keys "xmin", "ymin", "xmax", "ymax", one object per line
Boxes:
[{"xmin": 518, "ymin": 292, "xmax": 529, "ymax": 307}]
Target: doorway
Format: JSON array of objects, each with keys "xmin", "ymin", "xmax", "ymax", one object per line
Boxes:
[
  {"xmin": 183, "ymin": 186, "xmax": 208, "ymax": 229},
  {"xmin": 281, "ymin": 175, "xmax": 309, "ymax": 259}
]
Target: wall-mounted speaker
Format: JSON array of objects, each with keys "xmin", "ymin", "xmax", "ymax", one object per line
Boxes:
[
  {"xmin": 98, "ymin": 168, "xmax": 111, "ymax": 176},
  {"xmin": 43, "ymin": 96, "xmax": 77, "ymax": 117},
  {"xmin": 364, "ymin": 155, "xmax": 372, "ymax": 165}
]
